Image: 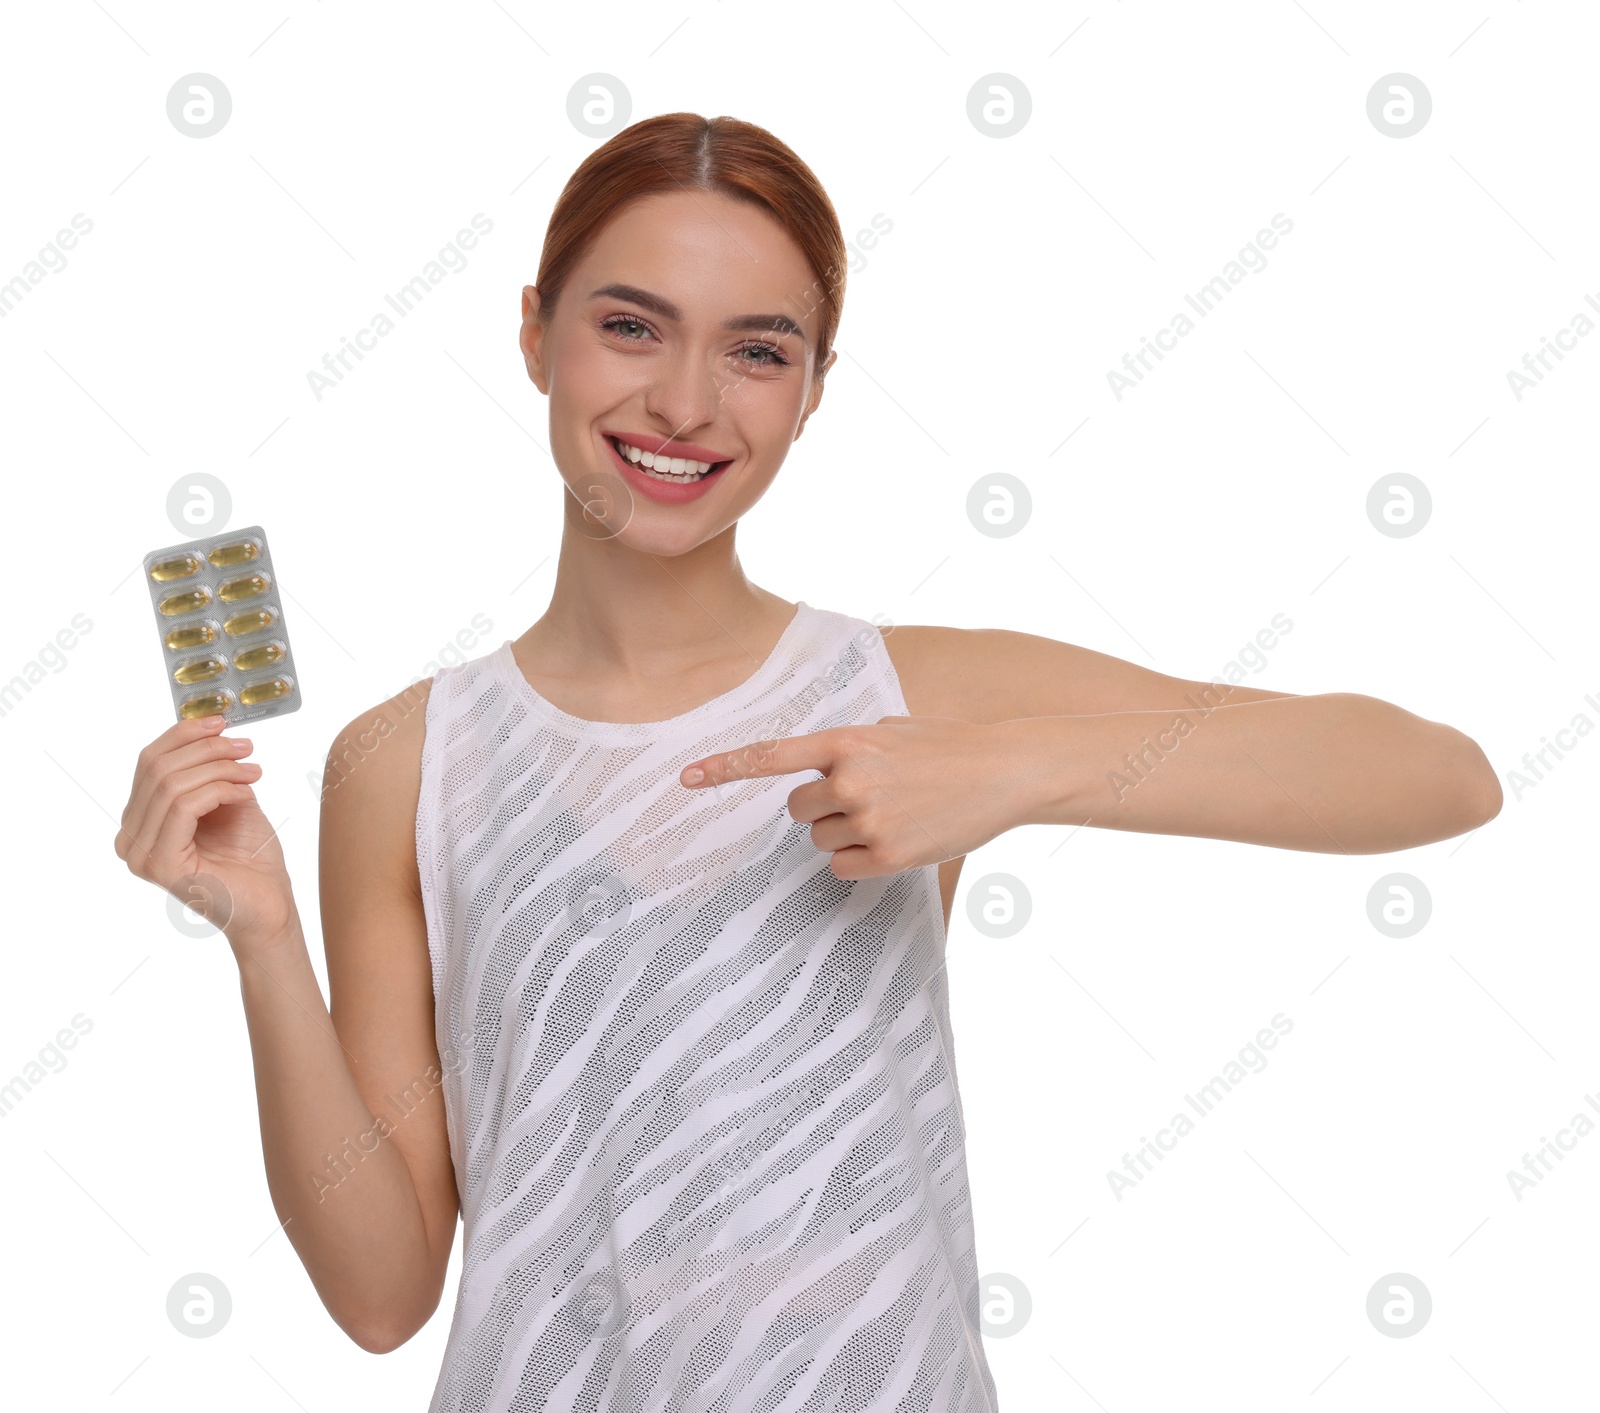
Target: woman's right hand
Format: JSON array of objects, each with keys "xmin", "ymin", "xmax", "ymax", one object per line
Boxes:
[{"xmin": 114, "ymin": 714, "xmax": 297, "ymax": 956}]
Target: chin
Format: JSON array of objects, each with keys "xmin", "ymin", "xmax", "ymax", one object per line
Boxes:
[{"xmin": 610, "ymin": 518, "xmax": 726, "ymax": 558}]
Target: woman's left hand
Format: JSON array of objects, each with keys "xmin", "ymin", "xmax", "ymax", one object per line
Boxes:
[{"xmin": 679, "ymin": 716, "xmax": 1037, "ymax": 880}]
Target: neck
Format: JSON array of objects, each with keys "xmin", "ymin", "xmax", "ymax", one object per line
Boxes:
[{"xmin": 515, "ymin": 500, "xmax": 788, "ymax": 681}]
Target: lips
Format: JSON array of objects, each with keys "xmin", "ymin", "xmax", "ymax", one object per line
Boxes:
[
  {"xmin": 602, "ymin": 434, "xmax": 731, "ymax": 503},
  {"xmin": 605, "ymin": 435, "xmax": 730, "ymax": 478},
  {"xmin": 601, "ymin": 430, "xmax": 732, "ymax": 466}
]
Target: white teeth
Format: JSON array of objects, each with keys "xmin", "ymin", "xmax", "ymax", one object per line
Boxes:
[{"xmin": 612, "ymin": 438, "xmax": 716, "ymax": 480}]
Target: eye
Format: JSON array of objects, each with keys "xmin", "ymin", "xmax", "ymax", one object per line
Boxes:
[
  {"xmin": 600, "ymin": 314, "xmax": 655, "ymax": 342},
  {"xmin": 738, "ymin": 342, "xmax": 791, "ymax": 368},
  {"xmin": 600, "ymin": 313, "xmax": 792, "ymax": 369}
]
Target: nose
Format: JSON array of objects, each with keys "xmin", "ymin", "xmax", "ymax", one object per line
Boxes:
[{"xmin": 641, "ymin": 343, "xmax": 730, "ymax": 437}]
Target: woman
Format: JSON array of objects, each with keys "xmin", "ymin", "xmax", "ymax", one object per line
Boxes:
[{"xmin": 114, "ymin": 113, "xmax": 1501, "ymax": 1410}]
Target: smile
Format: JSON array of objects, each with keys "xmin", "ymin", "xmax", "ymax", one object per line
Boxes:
[{"xmin": 606, "ymin": 435, "xmax": 731, "ymax": 484}]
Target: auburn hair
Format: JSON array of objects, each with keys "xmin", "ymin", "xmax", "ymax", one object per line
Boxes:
[{"xmin": 533, "ymin": 112, "xmax": 848, "ymax": 380}]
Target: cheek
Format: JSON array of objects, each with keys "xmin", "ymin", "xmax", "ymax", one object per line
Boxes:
[
  {"xmin": 718, "ymin": 377, "xmax": 807, "ymax": 447},
  {"xmin": 555, "ymin": 335, "xmax": 633, "ymax": 403}
]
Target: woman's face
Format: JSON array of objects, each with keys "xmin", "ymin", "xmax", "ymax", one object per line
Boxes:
[{"xmin": 520, "ymin": 189, "xmax": 835, "ymax": 555}]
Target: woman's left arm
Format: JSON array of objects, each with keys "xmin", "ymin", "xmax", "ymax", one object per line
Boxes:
[
  {"xmin": 878, "ymin": 623, "xmax": 1504, "ymax": 854},
  {"xmin": 997, "ymin": 692, "xmax": 1501, "ymax": 854},
  {"xmin": 680, "ymin": 627, "xmax": 1503, "ymax": 876}
]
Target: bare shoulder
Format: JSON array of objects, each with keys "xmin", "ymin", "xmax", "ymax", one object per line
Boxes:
[
  {"xmin": 878, "ymin": 623, "xmax": 1298, "ymax": 722},
  {"xmin": 317, "ymin": 672, "xmax": 435, "ymax": 974},
  {"xmin": 322, "ymin": 679, "xmax": 433, "ymax": 817},
  {"xmin": 318, "ymin": 675, "xmax": 436, "ymax": 922}
]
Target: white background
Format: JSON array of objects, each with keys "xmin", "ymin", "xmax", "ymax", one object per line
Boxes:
[{"xmin": 1, "ymin": 1, "xmax": 1594, "ymax": 1408}]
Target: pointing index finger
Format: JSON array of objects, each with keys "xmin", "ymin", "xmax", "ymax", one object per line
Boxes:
[{"xmin": 680, "ymin": 730, "xmax": 837, "ymax": 788}]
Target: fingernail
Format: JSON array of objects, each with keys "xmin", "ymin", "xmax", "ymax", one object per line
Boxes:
[{"xmin": 682, "ymin": 767, "xmax": 704, "ymax": 785}]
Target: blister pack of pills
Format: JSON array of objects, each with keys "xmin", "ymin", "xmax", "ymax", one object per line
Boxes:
[{"xmin": 142, "ymin": 524, "xmax": 302, "ymax": 725}]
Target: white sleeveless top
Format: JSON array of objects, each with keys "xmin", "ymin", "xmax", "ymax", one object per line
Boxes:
[{"xmin": 415, "ymin": 601, "xmax": 999, "ymax": 1412}]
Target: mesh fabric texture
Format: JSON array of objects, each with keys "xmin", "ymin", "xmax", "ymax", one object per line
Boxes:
[{"xmin": 415, "ymin": 600, "xmax": 999, "ymax": 1412}]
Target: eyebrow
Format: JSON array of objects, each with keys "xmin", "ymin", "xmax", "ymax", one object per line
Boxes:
[{"xmin": 587, "ymin": 283, "xmax": 805, "ymax": 339}]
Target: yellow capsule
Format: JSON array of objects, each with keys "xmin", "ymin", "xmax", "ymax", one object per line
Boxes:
[
  {"xmin": 173, "ymin": 655, "xmax": 229, "ymax": 685},
  {"xmin": 164, "ymin": 622, "xmax": 218, "ymax": 651},
  {"xmin": 233, "ymin": 641, "xmax": 285, "ymax": 672},
  {"xmin": 149, "ymin": 554, "xmax": 201, "ymax": 582},
  {"xmin": 239, "ymin": 676, "xmax": 292, "ymax": 707},
  {"xmin": 218, "ymin": 573, "xmax": 270, "ymax": 603},
  {"xmin": 223, "ymin": 608, "xmax": 275, "ymax": 637},
  {"xmin": 207, "ymin": 539, "xmax": 260, "ymax": 568},
  {"xmin": 178, "ymin": 692, "xmax": 231, "ymax": 720},
  {"xmin": 158, "ymin": 586, "xmax": 212, "ymax": 616}
]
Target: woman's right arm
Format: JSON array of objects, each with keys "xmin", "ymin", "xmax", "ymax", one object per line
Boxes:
[{"xmin": 115, "ymin": 687, "xmax": 458, "ymax": 1353}]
